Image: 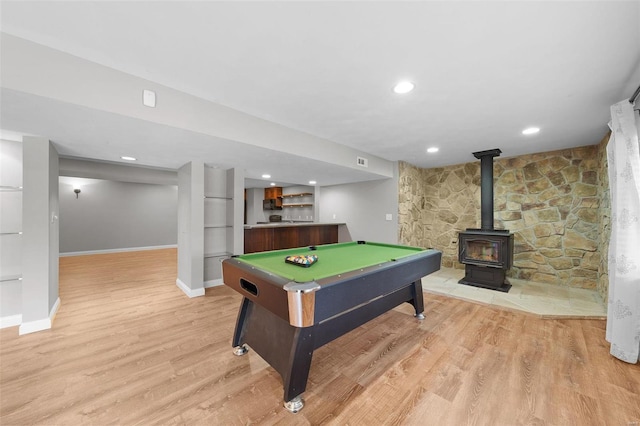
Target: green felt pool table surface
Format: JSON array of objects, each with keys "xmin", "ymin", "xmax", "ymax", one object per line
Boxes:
[{"xmin": 235, "ymin": 241, "xmax": 427, "ymax": 282}]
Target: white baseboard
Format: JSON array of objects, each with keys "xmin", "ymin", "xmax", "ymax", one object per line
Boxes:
[
  {"xmin": 204, "ymin": 279, "xmax": 224, "ymax": 289},
  {"xmin": 60, "ymin": 244, "xmax": 177, "ymax": 257},
  {"xmin": 176, "ymin": 278, "xmax": 205, "ymax": 298},
  {"xmin": 0, "ymin": 314, "xmax": 22, "ymax": 329},
  {"xmin": 19, "ymin": 297, "xmax": 60, "ymax": 335}
]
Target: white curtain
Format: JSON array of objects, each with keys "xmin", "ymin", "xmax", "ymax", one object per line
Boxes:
[{"xmin": 606, "ymin": 99, "xmax": 640, "ymax": 364}]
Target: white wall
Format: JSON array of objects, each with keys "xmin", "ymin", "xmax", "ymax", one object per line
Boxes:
[
  {"xmin": 58, "ymin": 158, "xmax": 178, "ymax": 254},
  {"xmin": 58, "ymin": 178, "xmax": 178, "ymax": 254},
  {"xmin": 245, "ymin": 188, "xmax": 267, "ymax": 225},
  {"xmin": 2, "ymin": 34, "xmax": 394, "ymax": 182},
  {"xmin": 60, "ymin": 157, "xmax": 177, "ymax": 186},
  {"xmin": 621, "ymin": 57, "xmax": 640, "ymax": 101},
  {"xmin": 319, "ymin": 162, "xmax": 400, "ymax": 244}
]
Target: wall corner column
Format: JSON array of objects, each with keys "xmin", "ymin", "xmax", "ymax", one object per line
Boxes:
[
  {"xmin": 176, "ymin": 161, "xmax": 205, "ymax": 297},
  {"xmin": 19, "ymin": 137, "xmax": 60, "ymax": 335}
]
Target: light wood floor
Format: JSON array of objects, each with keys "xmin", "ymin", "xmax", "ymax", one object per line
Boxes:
[{"xmin": 1, "ymin": 248, "xmax": 639, "ymax": 425}]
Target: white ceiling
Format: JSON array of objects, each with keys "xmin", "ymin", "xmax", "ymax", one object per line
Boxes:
[{"xmin": 1, "ymin": 1, "xmax": 639, "ymax": 187}]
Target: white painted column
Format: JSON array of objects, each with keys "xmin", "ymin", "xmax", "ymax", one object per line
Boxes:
[
  {"xmin": 176, "ymin": 161, "xmax": 204, "ymax": 297},
  {"xmin": 20, "ymin": 137, "xmax": 60, "ymax": 335}
]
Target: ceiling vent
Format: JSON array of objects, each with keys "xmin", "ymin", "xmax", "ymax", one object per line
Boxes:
[{"xmin": 356, "ymin": 156, "xmax": 368, "ymax": 168}]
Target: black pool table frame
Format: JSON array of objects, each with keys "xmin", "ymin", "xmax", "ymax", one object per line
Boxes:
[{"xmin": 222, "ymin": 245, "xmax": 442, "ymax": 413}]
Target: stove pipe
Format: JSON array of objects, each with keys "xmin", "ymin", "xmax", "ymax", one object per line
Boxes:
[{"xmin": 473, "ymin": 148, "xmax": 502, "ymax": 231}]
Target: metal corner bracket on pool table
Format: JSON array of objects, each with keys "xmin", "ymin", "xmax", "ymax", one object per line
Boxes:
[{"xmin": 222, "ymin": 245, "xmax": 442, "ymax": 413}]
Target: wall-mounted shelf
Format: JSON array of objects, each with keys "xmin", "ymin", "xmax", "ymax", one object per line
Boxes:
[
  {"xmin": 0, "ymin": 274, "xmax": 22, "ymax": 283},
  {"xmin": 204, "ymin": 251, "xmax": 232, "ymax": 259},
  {"xmin": 282, "ymin": 189, "xmax": 314, "ymax": 214},
  {"xmin": 282, "ymin": 192, "xmax": 312, "ymax": 198},
  {"xmin": 204, "ymin": 195, "xmax": 233, "ymax": 228},
  {"xmin": 0, "ymin": 185, "xmax": 22, "ymax": 192}
]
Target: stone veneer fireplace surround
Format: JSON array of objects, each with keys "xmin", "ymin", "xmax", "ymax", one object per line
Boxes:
[{"xmin": 398, "ymin": 140, "xmax": 608, "ymax": 301}]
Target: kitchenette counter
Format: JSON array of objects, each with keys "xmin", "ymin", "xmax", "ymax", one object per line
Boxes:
[
  {"xmin": 244, "ymin": 222, "xmax": 345, "ymax": 229},
  {"xmin": 244, "ymin": 222, "xmax": 345, "ymax": 253}
]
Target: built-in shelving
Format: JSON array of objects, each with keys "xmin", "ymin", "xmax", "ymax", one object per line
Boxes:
[
  {"xmin": 1, "ymin": 140, "xmax": 23, "ymax": 323},
  {"xmin": 203, "ymin": 167, "xmax": 242, "ymax": 285},
  {"xmin": 283, "ymin": 203, "xmax": 313, "ymax": 208}
]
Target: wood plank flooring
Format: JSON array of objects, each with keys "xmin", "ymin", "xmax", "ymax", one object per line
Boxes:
[{"xmin": 1, "ymin": 248, "xmax": 639, "ymax": 425}]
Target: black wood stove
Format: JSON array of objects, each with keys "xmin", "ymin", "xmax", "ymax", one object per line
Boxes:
[{"xmin": 458, "ymin": 149, "xmax": 514, "ymax": 292}]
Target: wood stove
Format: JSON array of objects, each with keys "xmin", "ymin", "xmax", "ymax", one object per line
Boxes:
[
  {"xmin": 458, "ymin": 229, "xmax": 514, "ymax": 292},
  {"xmin": 458, "ymin": 149, "xmax": 514, "ymax": 292}
]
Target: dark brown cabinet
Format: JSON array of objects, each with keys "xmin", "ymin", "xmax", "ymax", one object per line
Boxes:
[
  {"xmin": 264, "ymin": 187, "xmax": 282, "ymax": 199},
  {"xmin": 244, "ymin": 224, "xmax": 339, "ymax": 253},
  {"xmin": 264, "ymin": 187, "xmax": 283, "ymax": 209}
]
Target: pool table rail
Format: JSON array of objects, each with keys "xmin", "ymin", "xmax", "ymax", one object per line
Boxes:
[
  {"xmin": 283, "ymin": 281, "xmax": 321, "ymax": 327},
  {"xmin": 223, "ymin": 258, "xmax": 293, "ymax": 324},
  {"xmin": 223, "ymin": 248, "xmax": 442, "ymax": 328},
  {"xmin": 312, "ymin": 249, "xmax": 441, "ymax": 324}
]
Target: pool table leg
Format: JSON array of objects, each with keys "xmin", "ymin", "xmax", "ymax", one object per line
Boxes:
[
  {"xmin": 230, "ymin": 297, "xmax": 315, "ymax": 412},
  {"xmin": 284, "ymin": 396, "xmax": 304, "ymax": 413},
  {"xmin": 282, "ymin": 326, "xmax": 315, "ymax": 413},
  {"xmin": 232, "ymin": 297, "xmax": 252, "ymax": 355},
  {"xmin": 411, "ymin": 280, "xmax": 425, "ymax": 320}
]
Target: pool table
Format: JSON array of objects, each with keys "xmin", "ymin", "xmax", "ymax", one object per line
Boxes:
[{"xmin": 222, "ymin": 241, "xmax": 442, "ymax": 413}]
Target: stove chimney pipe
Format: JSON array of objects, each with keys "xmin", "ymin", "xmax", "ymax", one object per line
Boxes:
[{"xmin": 473, "ymin": 148, "xmax": 502, "ymax": 231}]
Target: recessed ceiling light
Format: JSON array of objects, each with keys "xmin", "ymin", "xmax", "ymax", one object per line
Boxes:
[
  {"xmin": 427, "ymin": 147, "xmax": 439, "ymax": 153},
  {"xmin": 121, "ymin": 156, "xmax": 137, "ymax": 161},
  {"xmin": 270, "ymin": 182, "xmax": 276, "ymax": 186},
  {"xmin": 262, "ymin": 174, "xmax": 271, "ymax": 179},
  {"xmin": 393, "ymin": 81, "xmax": 415, "ymax": 94},
  {"xmin": 522, "ymin": 127, "xmax": 540, "ymax": 135},
  {"xmin": 309, "ymin": 180, "xmax": 317, "ymax": 185}
]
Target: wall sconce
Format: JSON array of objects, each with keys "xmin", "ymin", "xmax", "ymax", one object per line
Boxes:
[{"xmin": 74, "ymin": 187, "xmax": 81, "ymax": 198}]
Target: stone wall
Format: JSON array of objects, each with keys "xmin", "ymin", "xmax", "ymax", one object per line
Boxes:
[
  {"xmin": 399, "ymin": 161, "xmax": 481, "ymax": 268},
  {"xmin": 596, "ymin": 134, "xmax": 611, "ymax": 301},
  {"xmin": 399, "ymin": 145, "xmax": 605, "ymax": 289}
]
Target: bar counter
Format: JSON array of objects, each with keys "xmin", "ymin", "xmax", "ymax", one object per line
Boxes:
[{"xmin": 244, "ymin": 222, "xmax": 344, "ymax": 253}]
